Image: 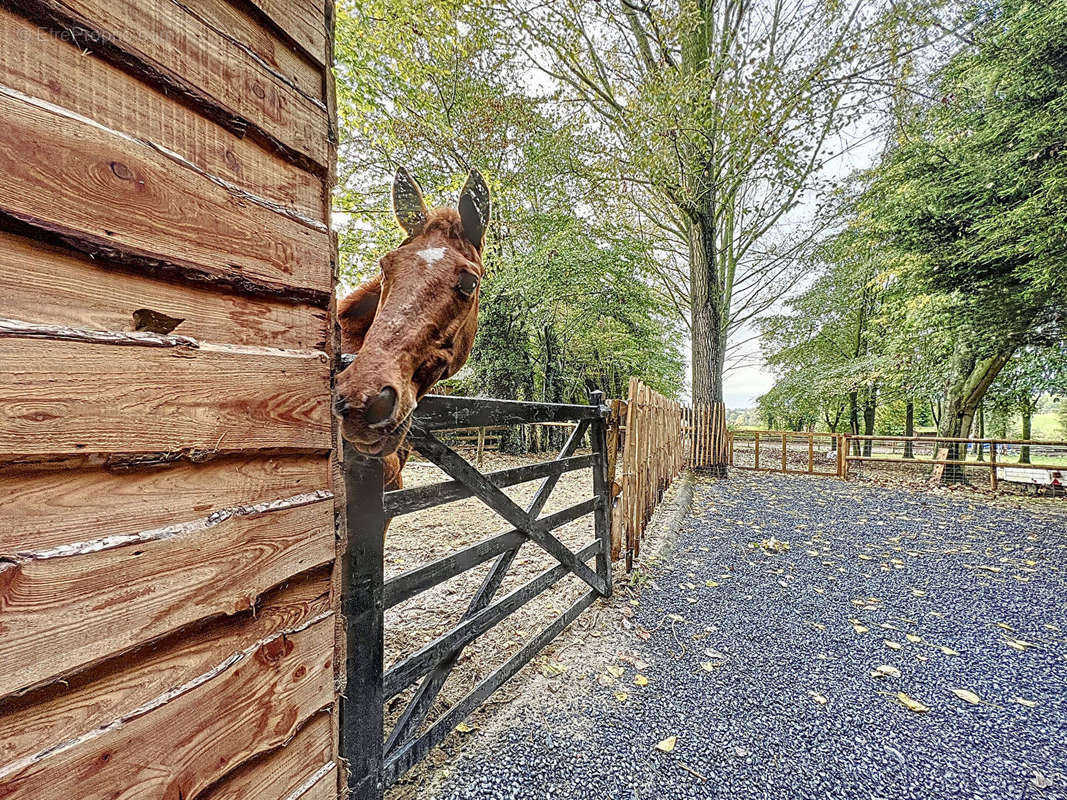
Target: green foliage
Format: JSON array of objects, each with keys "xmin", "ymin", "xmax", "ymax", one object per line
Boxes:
[
  {"xmin": 332, "ymin": 0, "xmax": 684, "ymax": 409},
  {"xmin": 763, "ymin": 1, "xmax": 1067, "ymax": 442}
]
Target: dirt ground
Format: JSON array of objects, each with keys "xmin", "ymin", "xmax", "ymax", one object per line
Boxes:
[{"xmin": 383, "ymin": 449, "xmax": 684, "ymax": 799}]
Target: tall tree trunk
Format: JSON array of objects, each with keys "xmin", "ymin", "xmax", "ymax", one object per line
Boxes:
[
  {"xmin": 862, "ymin": 391, "xmax": 876, "ymax": 457},
  {"xmin": 848, "ymin": 391, "xmax": 861, "ymax": 456},
  {"xmin": 936, "ymin": 348, "xmax": 1014, "ymax": 484},
  {"xmin": 1020, "ymin": 404, "xmax": 1032, "ymax": 464},
  {"xmin": 975, "ymin": 404, "xmax": 985, "ymax": 461},
  {"xmin": 689, "ymin": 212, "xmax": 728, "ymax": 476},
  {"xmin": 904, "ymin": 401, "xmax": 915, "ymax": 459}
]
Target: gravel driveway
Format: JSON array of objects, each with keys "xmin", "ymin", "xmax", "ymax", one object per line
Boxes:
[{"xmin": 425, "ymin": 470, "xmax": 1067, "ymax": 800}]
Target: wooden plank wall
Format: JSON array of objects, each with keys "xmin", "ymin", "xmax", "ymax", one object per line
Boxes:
[{"xmin": 0, "ymin": 1, "xmax": 341, "ymax": 798}]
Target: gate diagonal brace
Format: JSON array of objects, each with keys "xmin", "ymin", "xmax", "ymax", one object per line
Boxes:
[
  {"xmin": 407, "ymin": 427, "xmax": 608, "ymax": 596},
  {"xmin": 384, "ymin": 421, "xmax": 591, "ymax": 756}
]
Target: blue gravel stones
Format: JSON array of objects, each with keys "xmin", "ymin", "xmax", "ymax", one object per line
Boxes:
[{"xmin": 426, "ymin": 472, "xmax": 1066, "ymax": 800}]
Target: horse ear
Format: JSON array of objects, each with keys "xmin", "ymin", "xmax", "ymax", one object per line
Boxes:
[
  {"xmin": 458, "ymin": 169, "xmax": 491, "ymax": 251},
  {"xmin": 392, "ymin": 167, "xmax": 428, "ymax": 236}
]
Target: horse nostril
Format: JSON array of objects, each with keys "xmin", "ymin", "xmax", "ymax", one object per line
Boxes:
[{"xmin": 364, "ymin": 387, "xmax": 398, "ymax": 426}]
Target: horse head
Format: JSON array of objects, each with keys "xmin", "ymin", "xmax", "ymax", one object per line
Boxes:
[{"xmin": 335, "ymin": 167, "xmax": 491, "ymax": 457}]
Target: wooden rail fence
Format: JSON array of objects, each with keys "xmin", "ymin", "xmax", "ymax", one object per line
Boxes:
[{"xmin": 724, "ymin": 430, "xmax": 1066, "ymax": 490}]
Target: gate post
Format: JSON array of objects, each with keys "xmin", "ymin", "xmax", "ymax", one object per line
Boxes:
[
  {"xmin": 340, "ymin": 440, "xmax": 386, "ymax": 800},
  {"xmin": 589, "ymin": 390, "xmax": 613, "ymax": 598}
]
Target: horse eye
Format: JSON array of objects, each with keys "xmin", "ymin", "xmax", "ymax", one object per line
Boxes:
[{"xmin": 456, "ymin": 271, "xmax": 479, "ymax": 297}]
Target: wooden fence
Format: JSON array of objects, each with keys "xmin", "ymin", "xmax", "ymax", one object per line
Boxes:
[
  {"xmin": 728, "ymin": 430, "xmax": 845, "ymax": 476},
  {"xmin": 723, "ymin": 430, "xmax": 1065, "ymax": 489},
  {"xmin": 843, "ymin": 435, "xmax": 1067, "ymax": 488},
  {"xmin": 683, "ymin": 402, "xmax": 729, "ymax": 471},
  {"xmin": 1, "ymin": 2, "xmax": 340, "ymax": 798},
  {"xmin": 613, "ymin": 380, "xmax": 685, "ymax": 569}
]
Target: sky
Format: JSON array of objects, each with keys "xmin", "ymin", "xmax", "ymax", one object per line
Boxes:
[{"xmin": 712, "ymin": 123, "xmax": 887, "ymax": 409}]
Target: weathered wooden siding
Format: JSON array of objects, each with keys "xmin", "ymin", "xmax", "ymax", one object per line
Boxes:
[{"xmin": 0, "ymin": 0, "xmax": 340, "ymax": 797}]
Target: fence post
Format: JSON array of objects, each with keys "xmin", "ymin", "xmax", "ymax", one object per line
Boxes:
[
  {"xmin": 807, "ymin": 434, "xmax": 814, "ymax": 474},
  {"xmin": 841, "ymin": 435, "xmax": 850, "ymax": 480},
  {"xmin": 989, "ymin": 440, "xmax": 998, "ymax": 491},
  {"xmin": 781, "ymin": 433, "xmax": 787, "ymax": 472},
  {"xmin": 589, "ymin": 390, "xmax": 613, "ymax": 598},
  {"xmin": 754, "ymin": 431, "xmax": 761, "ymax": 470},
  {"xmin": 340, "ymin": 441, "xmax": 386, "ymax": 800}
]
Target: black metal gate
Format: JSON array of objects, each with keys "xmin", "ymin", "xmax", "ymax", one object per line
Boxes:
[{"xmin": 340, "ymin": 391, "xmax": 613, "ymax": 798}]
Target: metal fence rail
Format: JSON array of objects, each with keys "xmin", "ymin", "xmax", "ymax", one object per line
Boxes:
[{"xmin": 340, "ymin": 391, "xmax": 613, "ymax": 798}]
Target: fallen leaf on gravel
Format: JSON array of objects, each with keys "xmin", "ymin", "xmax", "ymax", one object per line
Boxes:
[
  {"xmin": 895, "ymin": 692, "xmax": 930, "ymax": 713},
  {"xmin": 705, "ymin": 580, "xmax": 720, "ymax": 587},
  {"xmin": 905, "ymin": 633, "xmax": 922, "ymax": 644},
  {"xmin": 700, "ymin": 661, "xmax": 715, "ymax": 672},
  {"xmin": 808, "ymin": 691, "xmax": 828, "ymax": 704},
  {"xmin": 634, "ymin": 674, "xmax": 649, "ymax": 686},
  {"xmin": 973, "ymin": 565, "xmax": 1002, "ymax": 573},
  {"xmin": 853, "ymin": 623, "xmax": 869, "ymax": 634},
  {"xmin": 807, "ymin": 549, "xmax": 820, "ymax": 557},
  {"xmin": 871, "ymin": 665, "xmax": 902, "ymax": 679},
  {"xmin": 1013, "ymin": 697, "xmax": 1039, "ymax": 708},
  {"xmin": 885, "ymin": 640, "xmax": 904, "ymax": 650},
  {"xmin": 598, "ymin": 673, "xmax": 616, "ymax": 687},
  {"xmin": 687, "ymin": 597, "xmax": 698, "ymax": 604},
  {"xmin": 656, "ymin": 736, "xmax": 677, "ymax": 753},
  {"xmin": 734, "ymin": 746, "xmax": 750, "ymax": 757},
  {"xmin": 704, "ymin": 648, "xmax": 727, "ymax": 659},
  {"xmin": 809, "ymin": 622, "xmax": 827, "ymax": 632},
  {"xmin": 614, "ymin": 691, "xmax": 629, "ymax": 702},
  {"xmin": 939, "ymin": 646, "xmax": 960, "ymax": 656},
  {"xmin": 995, "ymin": 622, "xmax": 1014, "ymax": 632},
  {"xmin": 1003, "ymin": 636, "xmax": 1037, "ymax": 651},
  {"xmin": 455, "ymin": 722, "xmax": 475, "ymax": 733},
  {"xmin": 1032, "ymin": 771, "xmax": 1053, "ymax": 790},
  {"xmin": 858, "ymin": 554, "xmax": 873, "ymax": 561},
  {"xmin": 814, "ymin": 588, "xmax": 825, "ymax": 595},
  {"xmin": 668, "ymin": 613, "xmax": 686, "ymax": 623},
  {"xmin": 540, "ymin": 659, "xmax": 567, "ymax": 677},
  {"xmin": 758, "ymin": 537, "xmax": 791, "ymax": 553},
  {"xmin": 911, "ymin": 589, "xmax": 927, "ymax": 597},
  {"xmin": 949, "ymin": 688, "xmax": 980, "ymax": 705},
  {"xmin": 606, "ymin": 665, "xmax": 624, "ymax": 678}
]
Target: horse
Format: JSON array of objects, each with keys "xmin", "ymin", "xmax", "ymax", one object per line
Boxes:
[{"xmin": 335, "ymin": 167, "xmax": 491, "ymax": 491}]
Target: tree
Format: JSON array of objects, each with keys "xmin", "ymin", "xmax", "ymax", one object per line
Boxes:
[
  {"xmin": 869, "ymin": 0, "xmax": 1067, "ymax": 478},
  {"xmin": 987, "ymin": 347, "xmax": 1067, "ymax": 463},
  {"xmin": 332, "ymin": 0, "xmax": 684, "ymax": 435},
  {"xmin": 760, "ymin": 193, "xmax": 892, "ymax": 454},
  {"xmin": 504, "ymin": 0, "xmax": 934, "ymax": 472}
]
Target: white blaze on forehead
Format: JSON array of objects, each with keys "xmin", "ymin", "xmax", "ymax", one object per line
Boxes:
[{"xmin": 418, "ymin": 247, "xmax": 446, "ymax": 266}]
